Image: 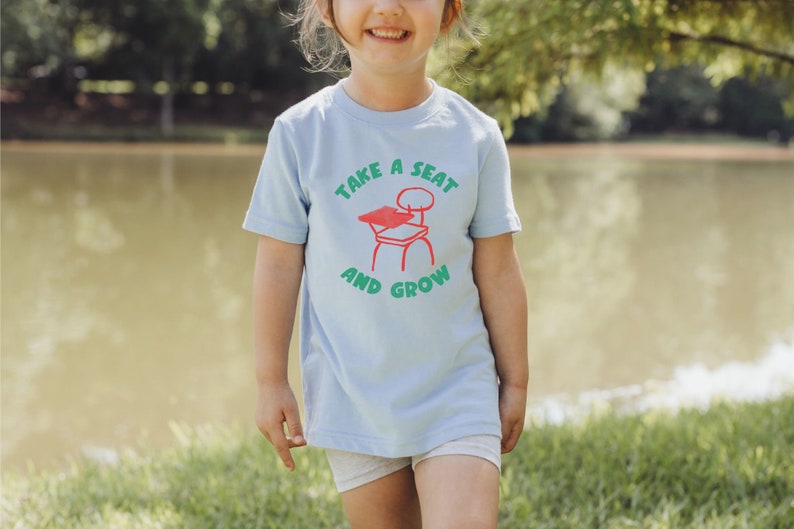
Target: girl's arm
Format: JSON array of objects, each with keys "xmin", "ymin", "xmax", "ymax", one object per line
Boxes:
[
  {"xmin": 252, "ymin": 235, "xmax": 307, "ymax": 471},
  {"xmin": 473, "ymin": 233, "xmax": 529, "ymax": 453}
]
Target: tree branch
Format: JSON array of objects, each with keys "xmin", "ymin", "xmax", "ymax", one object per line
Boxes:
[{"xmin": 667, "ymin": 30, "xmax": 794, "ymax": 66}]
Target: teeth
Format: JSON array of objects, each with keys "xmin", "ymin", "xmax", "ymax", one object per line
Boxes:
[{"xmin": 369, "ymin": 29, "xmax": 407, "ymax": 39}]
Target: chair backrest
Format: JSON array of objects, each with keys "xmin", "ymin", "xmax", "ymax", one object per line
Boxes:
[{"xmin": 397, "ymin": 187, "xmax": 435, "ymax": 212}]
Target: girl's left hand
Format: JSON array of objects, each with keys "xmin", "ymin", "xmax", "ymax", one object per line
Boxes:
[{"xmin": 498, "ymin": 383, "xmax": 527, "ymax": 453}]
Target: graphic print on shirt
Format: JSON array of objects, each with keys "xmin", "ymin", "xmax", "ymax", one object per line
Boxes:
[
  {"xmin": 335, "ymin": 158, "xmax": 459, "ymax": 300},
  {"xmin": 358, "ymin": 187, "xmax": 436, "ymax": 272}
]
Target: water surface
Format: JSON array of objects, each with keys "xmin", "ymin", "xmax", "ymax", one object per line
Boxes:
[{"xmin": 2, "ymin": 142, "xmax": 793, "ymax": 470}]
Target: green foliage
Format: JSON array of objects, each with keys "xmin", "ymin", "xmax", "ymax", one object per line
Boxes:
[
  {"xmin": 0, "ymin": 0, "xmax": 320, "ymax": 95},
  {"xmin": 0, "ymin": 0, "xmax": 81, "ymax": 78},
  {"xmin": 719, "ymin": 77, "xmax": 794, "ymax": 141},
  {"xmin": 4, "ymin": 398, "xmax": 793, "ymax": 528},
  {"xmin": 631, "ymin": 65, "xmax": 721, "ymax": 132},
  {"xmin": 531, "ymin": 65, "xmax": 645, "ymax": 142},
  {"xmin": 629, "ymin": 66, "xmax": 793, "ymax": 142},
  {"xmin": 442, "ymin": 0, "xmax": 794, "ymax": 135},
  {"xmin": 191, "ymin": 0, "xmax": 323, "ymax": 93},
  {"xmin": 510, "ymin": 64, "xmax": 793, "ymax": 143},
  {"xmin": 74, "ymin": 0, "xmax": 211, "ymax": 88},
  {"xmin": 2, "ymin": 424, "xmax": 347, "ymax": 529},
  {"xmin": 3, "ymin": 0, "xmax": 793, "ymax": 140},
  {"xmin": 502, "ymin": 397, "xmax": 794, "ymax": 527}
]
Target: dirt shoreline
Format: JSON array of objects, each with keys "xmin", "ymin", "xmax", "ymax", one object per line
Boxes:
[
  {"xmin": 510, "ymin": 142, "xmax": 794, "ymax": 161},
  {"xmin": 3, "ymin": 140, "xmax": 792, "ymax": 161}
]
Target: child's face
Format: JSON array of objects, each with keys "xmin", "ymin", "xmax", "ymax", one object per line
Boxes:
[{"xmin": 320, "ymin": 0, "xmax": 452, "ymax": 76}]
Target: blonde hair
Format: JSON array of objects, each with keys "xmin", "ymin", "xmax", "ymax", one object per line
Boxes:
[{"xmin": 291, "ymin": 0, "xmax": 477, "ymax": 75}]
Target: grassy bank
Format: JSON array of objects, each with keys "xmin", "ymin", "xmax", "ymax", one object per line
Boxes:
[{"xmin": 3, "ymin": 397, "xmax": 792, "ymax": 528}]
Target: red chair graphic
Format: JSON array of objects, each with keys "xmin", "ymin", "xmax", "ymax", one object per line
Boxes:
[{"xmin": 358, "ymin": 187, "xmax": 436, "ymax": 272}]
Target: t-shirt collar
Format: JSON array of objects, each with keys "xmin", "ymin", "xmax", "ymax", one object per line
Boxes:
[{"xmin": 330, "ymin": 78, "xmax": 445, "ymax": 126}]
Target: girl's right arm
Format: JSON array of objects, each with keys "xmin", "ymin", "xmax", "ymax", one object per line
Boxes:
[{"xmin": 252, "ymin": 235, "xmax": 307, "ymax": 471}]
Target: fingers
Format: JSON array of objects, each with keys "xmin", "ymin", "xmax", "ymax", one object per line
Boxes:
[
  {"xmin": 263, "ymin": 423, "xmax": 303, "ymax": 471},
  {"xmin": 286, "ymin": 435, "xmax": 307, "ymax": 449},
  {"xmin": 256, "ymin": 392, "xmax": 306, "ymax": 471},
  {"xmin": 501, "ymin": 420, "xmax": 523, "ymax": 454},
  {"xmin": 499, "ymin": 400, "xmax": 526, "ymax": 454},
  {"xmin": 279, "ymin": 405, "xmax": 306, "ymax": 469},
  {"xmin": 270, "ymin": 415, "xmax": 306, "ymax": 471},
  {"xmin": 499, "ymin": 384, "xmax": 527, "ymax": 454},
  {"xmin": 271, "ymin": 428, "xmax": 298, "ymax": 471},
  {"xmin": 285, "ymin": 411, "xmax": 306, "ymax": 448}
]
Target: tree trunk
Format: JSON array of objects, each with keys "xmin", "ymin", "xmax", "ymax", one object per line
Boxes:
[{"xmin": 160, "ymin": 57, "xmax": 175, "ymax": 138}]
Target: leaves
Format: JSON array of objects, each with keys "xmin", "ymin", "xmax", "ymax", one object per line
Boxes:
[
  {"xmin": 440, "ymin": 0, "xmax": 794, "ymax": 133},
  {"xmin": 3, "ymin": 0, "xmax": 792, "ymax": 136}
]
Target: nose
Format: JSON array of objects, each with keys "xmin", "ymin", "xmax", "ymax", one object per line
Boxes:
[{"xmin": 373, "ymin": 0, "xmax": 403, "ymax": 16}]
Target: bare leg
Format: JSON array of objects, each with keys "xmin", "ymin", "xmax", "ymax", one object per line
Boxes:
[
  {"xmin": 340, "ymin": 466, "xmax": 422, "ymax": 529},
  {"xmin": 415, "ymin": 455, "xmax": 500, "ymax": 529}
]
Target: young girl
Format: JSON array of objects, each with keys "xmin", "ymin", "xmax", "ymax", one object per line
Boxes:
[{"xmin": 244, "ymin": 0, "xmax": 528, "ymax": 527}]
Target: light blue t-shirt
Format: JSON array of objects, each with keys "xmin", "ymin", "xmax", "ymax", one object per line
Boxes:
[{"xmin": 243, "ymin": 80, "xmax": 521, "ymax": 457}]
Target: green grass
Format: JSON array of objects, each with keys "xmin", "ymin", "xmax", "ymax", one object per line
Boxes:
[{"xmin": 3, "ymin": 397, "xmax": 793, "ymax": 528}]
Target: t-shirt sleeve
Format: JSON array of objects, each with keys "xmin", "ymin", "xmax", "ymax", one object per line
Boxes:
[
  {"xmin": 469, "ymin": 127, "xmax": 522, "ymax": 238},
  {"xmin": 242, "ymin": 120, "xmax": 309, "ymax": 244}
]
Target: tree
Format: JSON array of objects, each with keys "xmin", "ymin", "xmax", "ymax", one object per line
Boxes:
[
  {"xmin": 0, "ymin": 0, "xmax": 82, "ymax": 94},
  {"xmin": 76, "ymin": 0, "xmax": 211, "ymax": 136},
  {"xmin": 192, "ymin": 0, "xmax": 323, "ymax": 95},
  {"xmin": 719, "ymin": 76, "xmax": 794, "ymax": 142},
  {"xmin": 630, "ymin": 65, "xmax": 721, "ymax": 133},
  {"xmin": 441, "ymin": 0, "xmax": 794, "ymax": 137}
]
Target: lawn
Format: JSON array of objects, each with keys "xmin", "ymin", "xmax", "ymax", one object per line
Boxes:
[{"xmin": 3, "ymin": 396, "xmax": 792, "ymax": 528}]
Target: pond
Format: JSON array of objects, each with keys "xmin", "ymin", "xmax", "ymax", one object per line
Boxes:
[{"xmin": 2, "ymin": 142, "xmax": 793, "ymax": 471}]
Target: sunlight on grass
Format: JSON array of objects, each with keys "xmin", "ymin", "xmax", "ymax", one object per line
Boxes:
[{"xmin": 3, "ymin": 397, "xmax": 792, "ymax": 528}]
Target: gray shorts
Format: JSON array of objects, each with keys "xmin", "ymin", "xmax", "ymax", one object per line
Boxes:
[{"xmin": 325, "ymin": 435, "xmax": 502, "ymax": 492}]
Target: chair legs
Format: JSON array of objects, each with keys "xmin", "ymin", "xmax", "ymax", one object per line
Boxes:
[
  {"xmin": 398, "ymin": 238, "xmax": 435, "ymax": 272},
  {"xmin": 371, "ymin": 242, "xmax": 383, "ymax": 271}
]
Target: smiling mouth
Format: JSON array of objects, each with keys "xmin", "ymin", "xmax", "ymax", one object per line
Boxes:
[{"xmin": 368, "ymin": 28, "xmax": 409, "ymax": 40}]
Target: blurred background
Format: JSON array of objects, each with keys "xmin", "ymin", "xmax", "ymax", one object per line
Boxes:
[
  {"xmin": 1, "ymin": 0, "xmax": 793, "ymax": 143},
  {"xmin": 2, "ymin": 0, "xmax": 793, "ymax": 472}
]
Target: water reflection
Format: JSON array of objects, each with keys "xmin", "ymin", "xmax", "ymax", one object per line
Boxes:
[
  {"xmin": 532, "ymin": 340, "xmax": 794, "ymax": 425},
  {"xmin": 2, "ymin": 145, "xmax": 264, "ymax": 470},
  {"xmin": 511, "ymin": 152, "xmax": 794, "ymax": 397},
  {"xmin": 2, "ymin": 143, "xmax": 793, "ymax": 471}
]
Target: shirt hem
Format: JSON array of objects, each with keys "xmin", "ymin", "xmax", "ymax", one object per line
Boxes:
[{"xmin": 305, "ymin": 420, "xmax": 502, "ymax": 458}]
